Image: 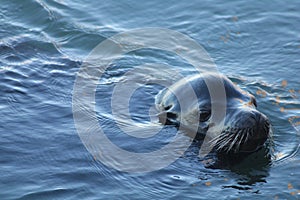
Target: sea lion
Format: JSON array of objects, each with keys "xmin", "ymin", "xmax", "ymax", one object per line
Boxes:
[{"xmin": 155, "ymin": 73, "xmax": 270, "ymax": 155}]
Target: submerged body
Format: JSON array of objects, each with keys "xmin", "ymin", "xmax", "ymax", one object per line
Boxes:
[{"xmin": 155, "ymin": 73, "xmax": 270, "ymax": 155}]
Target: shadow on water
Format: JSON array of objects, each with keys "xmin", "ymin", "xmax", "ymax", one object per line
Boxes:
[
  {"xmin": 177, "ymin": 134, "xmax": 272, "ymax": 189},
  {"xmin": 216, "ymin": 148, "xmax": 271, "ymax": 186}
]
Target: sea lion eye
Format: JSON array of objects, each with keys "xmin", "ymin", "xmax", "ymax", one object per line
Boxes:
[
  {"xmin": 251, "ymin": 96, "xmax": 257, "ymax": 107},
  {"xmin": 199, "ymin": 110, "xmax": 211, "ymax": 122}
]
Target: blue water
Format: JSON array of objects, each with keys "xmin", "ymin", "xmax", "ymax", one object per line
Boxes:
[{"xmin": 1, "ymin": 0, "xmax": 300, "ymax": 199}]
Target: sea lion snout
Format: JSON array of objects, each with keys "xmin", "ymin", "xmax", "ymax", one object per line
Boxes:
[{"xmin": 225, "ymin": 108, "xmax": 270, "ymax": 153}]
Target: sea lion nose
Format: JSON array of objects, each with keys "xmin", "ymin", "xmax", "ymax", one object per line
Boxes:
[{"xmin": 235, "ymin": 111, "xmax": 270, "ymax": 153}]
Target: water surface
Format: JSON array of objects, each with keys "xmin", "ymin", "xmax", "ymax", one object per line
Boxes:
[{"xmin": 1, "ymin": 0, "xmax": 300, "ymax": 199}]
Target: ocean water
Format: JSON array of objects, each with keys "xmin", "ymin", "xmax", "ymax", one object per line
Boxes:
[{"xmin": 1, "ymin": 0, "xmax": 300, "ymax": 199}]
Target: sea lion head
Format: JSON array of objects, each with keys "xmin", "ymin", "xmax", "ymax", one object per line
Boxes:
[{"xmin": 155, "ymin": 73, "xmax": 270, "ymax": 154}]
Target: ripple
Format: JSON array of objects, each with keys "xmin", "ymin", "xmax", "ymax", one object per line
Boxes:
[{"xmin": 1, "ymin": 0, "xmax": 300, "ymax": 199}]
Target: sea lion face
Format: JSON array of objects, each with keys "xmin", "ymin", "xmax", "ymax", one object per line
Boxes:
[{"xmin": 155, "ymin": 73, "xmax": 270, "ymax": 154}]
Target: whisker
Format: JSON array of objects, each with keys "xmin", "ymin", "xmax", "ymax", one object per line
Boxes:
[
  {"xmin": 208, "ymin": 130, "xmax": 230, "ymax": 147},
  {"xmin": 217, "ymin": 134, "xmax": 233, "ymax": 151},
  {"xmin": 227, "ymin": 130, "xmax": 241, "ymax": 153},
  {"xmin": 218, "ymin": 133, "xmax": 235, "ymax": 152},
  {"xmin": 244, "ymin": 128, "xmax": 250, "ymax": 141},
  {"xmin": 236, "ymin": 130, "xmax": 246, "ymax": 150}
]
